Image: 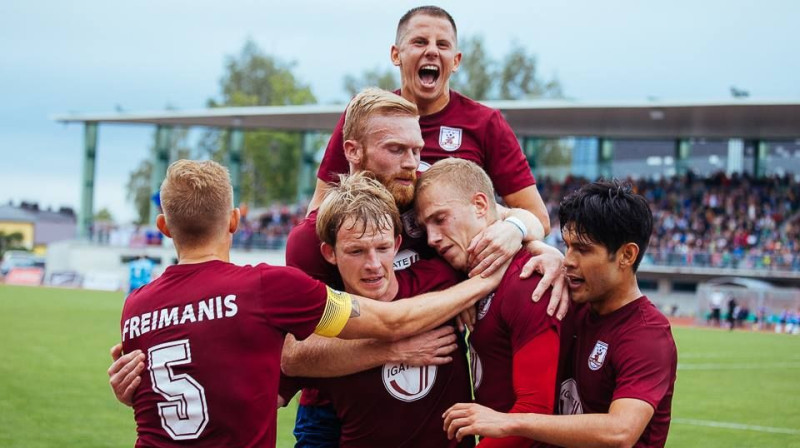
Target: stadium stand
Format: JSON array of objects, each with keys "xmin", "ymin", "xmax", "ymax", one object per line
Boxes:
[
  {"xmin": 231, "ymin": 202, "xmax": 308, "ymax": 250},
  {"xmin": 84, "ymin": 171, "xmax": 800, "ymax": 272},
  {"xmin": 539, "ymin": 171, "xmax": 799, "ymax": 271}
]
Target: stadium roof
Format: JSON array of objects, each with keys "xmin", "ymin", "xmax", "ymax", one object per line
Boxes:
[
  {"xmin": 0, "ymin": 204, "xmax": 76, "ymax": 224},
  {"xmin": 54, "ymin": 99, "xmax": 800, "ymax": 139}
]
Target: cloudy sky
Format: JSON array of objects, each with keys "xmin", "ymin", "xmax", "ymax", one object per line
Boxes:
[{"xmin": 1, "ymin": 0, "xmax": 798, "ymax": 222}]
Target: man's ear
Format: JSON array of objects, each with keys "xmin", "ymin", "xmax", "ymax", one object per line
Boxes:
[
  {"xmin": 452, "ymin": 51, "xmax": 462, "ymax": 73},
  {"xmin": 343, "ymin": 139, "xmax": 363, "ymax": 166},
  {"xmin": 229, "ymin": 208, "xmax": 241, "ymax": 234},
  {"xmin": 618, "ymin": 242, "xmax": 640, "ymax": 270},
  {"xmin": 320, "ymin": 242, "xmax": 337, "ymax": 266},
  {"xmin": 390, "ymin": 45, "xmax": 401, "ymax": 66},
  {"xmin": 394, "ymin": 234, "xmax": 402, "ymax": 255},
  {"xmin": 156, "ymin": 214, "xmax": 171, "ymax": 238},
  {"xmin": 471, "ymin": 192, "xmax": 491, "ymax": 218}
]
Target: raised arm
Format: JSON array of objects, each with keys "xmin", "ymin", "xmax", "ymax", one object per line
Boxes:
[
  {"xmin": 502, "ymin": 186, "xmax": 550, "ymax": 236},
  {"xmin": 467, "ymin": 203, "xmax": 545, "ymax": 278},
  {"xmin": 519, "ymin": 240, "xmax": 569, "ymax": 320},
  {"xmin": 282, "ymin": 326, "xmax": 458, "ymax": 377},
  {"xmin": 316, "ymin": 265, "xmax": 505, "ymax": 341},
  {"xmin": 497, "ymin": 203, "xmax": 545, "ymax": 244}
]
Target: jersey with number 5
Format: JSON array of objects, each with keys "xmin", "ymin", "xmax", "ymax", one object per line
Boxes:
[{"xmin": 121, "ymin": 260, "xmax": 328, "ymax": 447}]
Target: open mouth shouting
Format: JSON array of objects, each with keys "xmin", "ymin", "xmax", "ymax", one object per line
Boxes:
[{"xmin": 418, "ymin": 65, "xmax": 440, "ymax": 88}]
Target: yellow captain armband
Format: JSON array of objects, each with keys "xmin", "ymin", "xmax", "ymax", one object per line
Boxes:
[{"xmin": 314, "ymin": 286, "xmax": 354, "ymax": 337}]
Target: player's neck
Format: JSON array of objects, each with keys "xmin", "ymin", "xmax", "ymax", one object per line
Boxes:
[
  {"xmin": 590, "ymin": 279, "xmax": 643, "ymax": 316},
  {"xmin": 402, "ymin": 87, "xmax": 450, "ymax": 116},
  {"xmin": 174, "ymin": 239, "xmax": 231, "ymax": 265}
]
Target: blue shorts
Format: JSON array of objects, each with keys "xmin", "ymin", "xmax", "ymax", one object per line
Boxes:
[{"xmin": 293, "ymin": 404, "xmax": 341, "ymax": 448}]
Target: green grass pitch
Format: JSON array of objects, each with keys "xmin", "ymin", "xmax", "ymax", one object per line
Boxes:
[{"xmin": 1, "ymin": 284, "xmax": 798, "ymax": 447}]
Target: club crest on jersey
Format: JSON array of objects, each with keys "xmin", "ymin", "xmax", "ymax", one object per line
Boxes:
[
  {"xmin": 439, "ymin": 126, "xmax": 462, "ymax": 151},
  {"xmin": 382, "ymin": 363, "xmax": 437, "ymax": 402},
  {"xmin": 477, "ymin": 292, "xmax": 494, "ymax": 320},
  {"xmin": 588, "ymin": 340, "xmax": 609, "ymax": 371},
  {"xmin": 401, "ymin": 209, "xmax": 424, "ymax": 239}
]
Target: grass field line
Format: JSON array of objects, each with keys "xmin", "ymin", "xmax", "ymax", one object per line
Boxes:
[
  {"xmin": 679, "ymin": 353, "xmax": 800, "ymax": 360},
  {"xmin": 672, "ymin": 418, "xmax": 800, "ymax": 435},
  {"xmin": 678, "ymin": 361, "xmax": 800, "ymax": 370},
  {"xmin": 678, "ymin": 352, "xmax": 800, "ymax": 361}
]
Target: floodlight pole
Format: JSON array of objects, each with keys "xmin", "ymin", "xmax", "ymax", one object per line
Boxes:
[
  {"xmin": 751, "ymin": 140, "xmax": 767, "ymax": 178},
  {"xmin": 227, "ymin": 128, "xmax": 243, "ymax": 207},
  {"xmin": 598, "ymin": 138, "xmax": 614, "ymax": 179},
  {"xmin": 297, "ymin": 132, "xmax": 317, "ymax": 203},
  {"xmin": 675, "ymin": 139, "xmax": 690, "ymax": 176},
  {"xmin": 78, "ymin": 122, "xmax": 98, "ymax": 240},
  {"xmin": 149, "ymin": 126, "xmax": 172, "ymax": 224}
]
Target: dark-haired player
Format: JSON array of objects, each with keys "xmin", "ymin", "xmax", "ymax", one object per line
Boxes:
[{"xmin": 444, "ymin": 180, "xmax": 678, "ymax": 448}]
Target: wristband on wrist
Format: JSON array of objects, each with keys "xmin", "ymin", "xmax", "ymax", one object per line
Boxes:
[{"xmin": 504, "ymin": 216, "xmax": 528, "ymax": 239}]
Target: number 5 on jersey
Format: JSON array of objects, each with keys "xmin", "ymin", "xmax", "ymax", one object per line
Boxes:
[{"xmin": 148, "ymin": 339, "xmax": 209, "ymax": 440}]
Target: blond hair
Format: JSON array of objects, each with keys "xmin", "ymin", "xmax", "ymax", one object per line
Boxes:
[
  {"xmin": 160, "ymin": 159, "xmax": 233, "ymax": 247},
  {"xmin": 416, "ymin": 158, "xmax": 498, "ymax": 216},
  {"xmin": 316, "ymin": 172, "xmax": 402, "ymax": 247},
  {"xmin": 343, "ymin": 88, "xmax": 418, "ymax": 144}
]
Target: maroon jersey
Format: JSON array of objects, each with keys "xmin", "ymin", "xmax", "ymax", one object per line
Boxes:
[
  {"xmin": 469, "ymin": 251, "xmax": 560, "ymax": 413},
  {"xmin": 285, "ymin": 209, "xmax": 342, "ymax": 289},
  {"xmin": 121, "ymin": 260, "xmax": 328, "ymax": 447},
  {"xmin": 318, "ymin": 90, "xmax": 536, "ymax": 197},
  {"xmin": 558, "ymin": 297, "xmax": 677, "ymax": 448},
  {"xmin": 286, "ymin": 208, "xmax": 434, "ymax": 407},
  {"xmin": 292, "ymin": 258, "xmax": 473, "ymax": 448}
]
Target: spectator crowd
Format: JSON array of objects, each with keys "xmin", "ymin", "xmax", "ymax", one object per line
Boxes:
[
  {"xmin": 540, "ymin": 171, "xmax": 800, "ymax": 271},
  {"xmin": 232, "ymin": 201, "xmax": 308, "ymax": 250},
  {"xmin": 233, "ymin": 170, "xmax": 800, "ymax": 272},
  {"xmin": 102, "ymin": 171, "xmax": 800, "ymax": 271}
]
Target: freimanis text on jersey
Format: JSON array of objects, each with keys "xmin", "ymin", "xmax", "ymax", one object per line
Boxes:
[{"xmin": 122, "ymin": 295, "xmax": 238, "ymax": 342}]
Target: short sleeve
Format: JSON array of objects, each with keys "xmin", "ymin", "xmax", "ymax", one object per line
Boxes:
[
  {"xmin": 258, "ymin": 265, "xmax": 328, "ymax": 340},
  {"xmin": 317, "ymin": 112, "xmax": 349, "ymax": 183},
  {"xmin": 499, "ymin": 272, "xmax": 558, "ymax": 354},
  {"xmin": 611, "ymin": 325, "xmax": 677, "ymax": 408},
  {"xmin": 483, "ymin": 110, "xmax": 536, "ymax": 196},
  {"xmin": 285, "ymin": 216, "xmax": 343, "ymax": 289}
]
